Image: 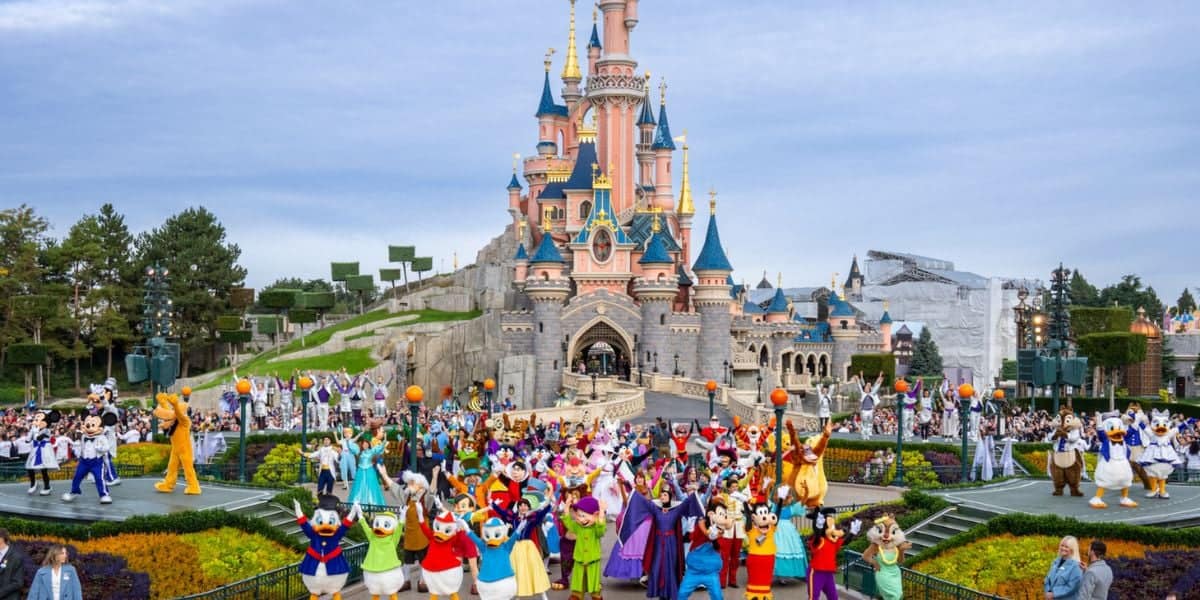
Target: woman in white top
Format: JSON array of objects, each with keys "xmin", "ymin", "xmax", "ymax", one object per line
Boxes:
[
  {"xmin": 28, "ymin": 544, "xmax": 82, "ymax": 600},
  {"xmin": 818, "ymin": 385, "xmax": 833, "ymax": 430},
  {"xmin": 1186, "ymin": 441, "xmax": 1200, "ymax": 482},
  {"xmin": 858, "ymin": 372, "xmax": 883, "ymax": 440}
]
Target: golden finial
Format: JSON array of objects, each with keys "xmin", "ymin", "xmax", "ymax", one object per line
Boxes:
[
  {"xmin": 544, "ymin": 48, "xmax": 556, "ymax": 72},
  {"xmin": 659, "ymin": 77, "xmax": 667, "ymax": 106},
  {"xmin": 518, "ymin": 217, "xmax": 527, "ymax": 238},
  {"xmin": 542, "ymin": 206, "xmax": 553, "ymax": 232},
  {"xmin": 778, "ymin": 272, "xmax": 783, "ymax": 288},
  {"xmin": 593, "ymin": 2, "xmax": 598, "ymax": 24},
  {"xmin": 651, "ymin": 211, "xmax": 661, "ymax": 233},
  {"xmin": 831, "ymin": 273, "xmax": 838, "ymax": 291},
  {"xmin": 562, "ymin": 0, "xmax": 582, "ymax": 81},
  {"xmin": 577, "ymin": 112, "xmax": 597, "ymax": 142},
  {"xmin": 677, "ymin": 136, "xmax": 694, "ymax": 215},
  {"xmin": 592, "ymin": 163, "xmax": 612, "ymax": 189}
]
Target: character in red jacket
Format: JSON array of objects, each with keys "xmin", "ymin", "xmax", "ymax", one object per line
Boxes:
[
  {"xmin": 806, "ymin": 506, "xmax": 862, "ymax": 600},
  {"xmin": 411, "ymin": 502, "xmax": 466, "ymax": 600}
]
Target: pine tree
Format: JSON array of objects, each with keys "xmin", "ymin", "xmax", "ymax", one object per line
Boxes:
[
  {"xmin": 908, "ymin": 327, "xmax": 944, "ymax": 377},
  {"xmin": 1099, "ymin": 275, "xmax": 1166, "ymax": 324},
  {"xmin": 1069, "ymin": 270, "xmax": 1101, "ymax": 307},
  {"xmin": 1177, "ymin": 288, "xmax": 1197, "ymax": 316}
]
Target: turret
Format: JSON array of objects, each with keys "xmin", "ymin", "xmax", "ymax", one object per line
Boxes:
[
  {"xmin": 587, "ymin": 7, "xmax": 601, "ymax": 76},
  {"xmin": 652, "ymin": 80, "xmax": 675, "ymax": 211},
  {"xmin": 526, "ymin": 218, "xmax": 571, "ymax": 404},
  {"xmin": 536, "ymin": 51, "xmax": 568, "ymax": 157},
  {"xmin": 598, "ymin": 0, "xmax": 629, "ymax": 56},
  {"xmin": 513, "ymin": 219, "xmax": 530, "ymax": 288},
  {"xmin": 635, "ymin": 75, "xmax": 656, "ymax": 196},
  {"xmin": 507, "ymin": 155, "xmax": 523, "ymax": 222},
  {"xmin": 560, "ymin": 0, "xmax": 583, "ymax": 107},
  {"xmin": 692, "ymin": 196, "xmax": 734, "ymax": 382},
  {"xmin": 766, "ymin": 279, "xmax": 790, "ymax": 324},
  {"xmin": 828, "ymin": 284, "xmax": 858, "ymax": 380},
  {"xmin": 633, "ymin": 213, "xmax": 678, "ymax": 371},
  {"xmin": 844, "ymin": 254, "xmax": 864, "ymax": 301}
]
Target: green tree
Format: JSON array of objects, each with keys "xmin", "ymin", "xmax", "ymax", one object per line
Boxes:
[
  {"xmin": 1177, "ymin": 288, "xmax": 1197, "ymax": 316},
  {"xmin": 1099, "ymin": 275, "xmax": 1166, "ymax": 324},
  {"xmin": 0, "ymin": 205, "xmax": 50, "ymax": 370},
  {"xmin": 1068, "ymin": 270, "xmax": 1101, "ymax": 307},
  {"xmin": 1077, "ymin": 332, "xmax": 1148, "ymax": 407},
  {"xmin": 909, "ymin": 327, "xmax": 944, "ymax": 377},
  {"xmin": 135, "ymin": 207, "xmax": 247, "ymax": 377},
  {"xmin": 253, "ymin": 277, "xmax": 332, "ymax": 311}
]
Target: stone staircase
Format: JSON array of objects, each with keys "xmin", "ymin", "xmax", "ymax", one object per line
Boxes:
[{"xmin": 904, "ymin": 505, "xmax": 994, "ymax": 556}]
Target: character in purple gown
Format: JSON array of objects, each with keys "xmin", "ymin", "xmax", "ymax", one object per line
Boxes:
[{"xmin": 619, "ymin": 488, "xmax": 703, "ymax": 600}]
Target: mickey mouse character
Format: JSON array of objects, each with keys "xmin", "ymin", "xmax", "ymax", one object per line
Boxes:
[
  {"xmin": 61, "ymin": 412, "xmax": 118, "ymax": 504},
  {"xmin": 26, "ymin": 410, "xmax": 62, "ymax": 496}
]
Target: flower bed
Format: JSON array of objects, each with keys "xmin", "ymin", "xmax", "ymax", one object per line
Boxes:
[
  {"xmin": 17, "ymin": 528, "xmax": 297, "ymax": 599},
  {"xmin": 116, "ymin": 443, "xmax": 171, "ymax": 472},
  {"xmin": 1019, "ymin": 450, "xmax": 1098, "ymax": 477}
]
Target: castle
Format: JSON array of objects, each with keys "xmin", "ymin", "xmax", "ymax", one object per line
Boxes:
[{"xmin": 497, "ymin": 1, "xmax": 887, "ymax": 407}]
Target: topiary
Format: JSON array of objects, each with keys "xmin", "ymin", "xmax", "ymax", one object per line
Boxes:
[{"xmin": 251, "ymin": 443, "xmax": 302, "ymax": 486}]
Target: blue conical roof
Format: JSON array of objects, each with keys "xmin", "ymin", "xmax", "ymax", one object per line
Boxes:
[
  {"xmin": 651, "ymin": 104, "xmax": 675, "ymax": 150},
  {"xmin": 514, "ymin": 243, "xmax": 528, "ymax": 261},
  {"xmin": 637, "ymin": 98, "xmax": 656, "ymax": 127},
  {"xmin": 880, "ymin": 311, "xmax": 893, "ymax": 325},
  {"xmin": 692, "ymin": 214, "xmax": 732, "ymax": 272},
  {"xmin": 563, "ymin": 139, "xmax": 598, "ymax": 190},
  {"xmin": 588, "ymin": 23, "xmax": 601, "ymax": 49},
  {"xmin": 529, "ymin": 234, "xmax": 564, "ymax": 264},
  {"xmin": 508, "ymin": 172, "xmax": 522, "ymax": 190},
  {"xmin": 638, "ymin": 232, "xmax": 672, "ymax": 265},
  {"xmin": 829, "ymin": 291, "xmax": 856, "ymax": 317},
  {"xmin": 536, "ymin": 72, "xmax": 569, "ymax": 118},
  {"xmin": 767, "ymin": 287, "xmax": 789, "ymax": 313}
]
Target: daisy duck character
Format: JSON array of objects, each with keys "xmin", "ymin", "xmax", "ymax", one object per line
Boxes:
[
  {"xmin": 61, "ymin": 412, "xmax": 117, "ymax": 504},
  {"xmin": 1139, "ymin": 408, "xmax": 1184, "ymax": 499},
  {"xmin": 1091, "ymin": 414, "xmax": 1138, "ymax": 509},
  {"xmin": 294, "ymin": 495, "xmax": 360, "ymax": 600},
  {"xmin": 807, "ymin": 506, "xmax": 863, "ymax": 600},
  {"xmin": 359, "ymin": 507, "xmax": 406, "ymax": 600}
]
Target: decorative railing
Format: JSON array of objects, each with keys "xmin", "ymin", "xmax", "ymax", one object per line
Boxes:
[
  {"xmin": 732, "ymin": 351, "xmax": 758, "ymax": 369},
  {"xmin": 177, "ymin": 543, "xmax": 368, "ymax": 600},
  {"xmin": 0, "ymin": 462, "xmax": 150, "ymax": 482},
  {"xmin": 841, "ymin": 549, "xmax": 1005, "ymax": 600}
]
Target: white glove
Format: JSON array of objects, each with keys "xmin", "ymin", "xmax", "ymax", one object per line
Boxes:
[
  {"xmin": 351, "ymin": 502, "xmax": 363, "ymax": 521},
  {"xmin": 850, "ymin": 519, "xmax": 862, "ymax": 536},
  {"xmin": 777, "ymin": 485, "xmax": 790, "ymax": 500},
  {"xmin": 293, "ymin": 500, "xmax": 305, "ymax": 519},
  {"xmin": 815, "ymin": 513, "xmax": 826, "ymax": 530}
]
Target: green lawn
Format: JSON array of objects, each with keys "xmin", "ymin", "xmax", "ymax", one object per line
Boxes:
[
  {"xmin": 246, "ymin": 347, "xmax": 377, "ymax": 376},
  {"xmin": 194, "ymin": 308, "xmax": 480, "ymax": 390}
]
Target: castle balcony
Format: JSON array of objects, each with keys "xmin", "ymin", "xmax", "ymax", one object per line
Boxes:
[
  {"xmin": 782, "ymin": 372, "xmax": 813, "ymax": 390},
  {"xmin": 731, "ymin": 351, "xmax": 758, "ymax": 370}
]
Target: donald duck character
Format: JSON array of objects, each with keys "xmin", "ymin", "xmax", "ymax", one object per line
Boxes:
[
  {"xmin": 1091, "ymin": 414, "xmax": 1137, "ymax": 508},
  {"xmin": 294, "ymin": 495, "xmax": 360, "ymax": 600},
  {"xmin": 360, "ymin": 506, "xmax": 406, "ymax": 600},
  {"xmin": 411, "ymin": 502, "xmax": 466, "ymax": 600},
  {"xmin": 467, "ymin": 517, "xmax": 521, "ymax": 600}
]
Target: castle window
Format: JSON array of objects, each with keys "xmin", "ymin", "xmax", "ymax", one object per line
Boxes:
[
  {"xmin": 840, "ymin": 320, "xmax": 848, "ymax": 330},
  {"xmin": 539, "ymin": 322, "xmax": 544, "ymax": 333},
  {"xmin": 660, "ymin": 314, "xmax": 666, "ymax": 325},
  {"xmin": 580, "ymin": 201, "xmax": 592, "ymax": 219}
]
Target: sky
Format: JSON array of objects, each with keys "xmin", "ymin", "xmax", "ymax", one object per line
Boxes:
[{"xmin": 1, "ymin": 0, "xmax": 1196, "ymax": 301}]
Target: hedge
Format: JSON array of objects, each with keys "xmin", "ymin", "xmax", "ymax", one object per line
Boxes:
[
  {"xmin": 1020, "ymin": 396, "xmax": 1200, "ymax": 418},
  {"xmin": 259, "ymin": 289, "xmax": 300, "ymax": 309},
  {"xmin": 229, "ymin": 287, "xmax": 255, "ymax": 309},
  {"xmin": 379, "ymin": 268, "xmax": 402, "ymax": 282},
  {"xmin": 914, "ymin": 512, "xmax": 1200, "ymax": 566},
  {"xmin": 300, "ymin": 291, "xmax": 335, "ymax": 310},
  {"xmin": 345, "ymin": 274, "xmax": 375, "ymax": 292},
  {"xmin": 1070, "ymin": 306, "xmax": 1133, "ymax": 337},
  {"xmin": 330, "ymin": 262, "xmax": 360, "ymax": 282},
  {"xmin": 849, "ymin": 353, "xmax": 896, "ymax": 388},
  {"xmin": 215, "ymin": 315, "xmax": 244, "ymax": 331},
  {"xmin": 411, "ymin": 257, "xmax": 433, "ymax": 273},
  {"xmin": 6, "ymin": 343, "xmax": 48, "ymax": 365},
  {"xmin": 256, "ymin": 315, "xmax": 283, "ymax": 335},
  {"xmin": 1077, "ymin": 332, "xmax": 1147, "ymax": 369},
  {"xmin": 217, "ymin": 329, "xmax": 252, "ymax": 343},
  {"xmin": 388, "ymin": 245, "xmax": 415, "ymax": 263},
  {"xmin": 0, "ymin": 509, "xmax": 305, "ymax": 552},
  {"xmin": 289, "ymin": 308, "xmax": 318, "ymax": 324}
]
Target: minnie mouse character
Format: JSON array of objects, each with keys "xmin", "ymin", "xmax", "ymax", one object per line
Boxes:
[{"xmin": 26, "ymin": 410, "xmax": 61, "ymax": 496}]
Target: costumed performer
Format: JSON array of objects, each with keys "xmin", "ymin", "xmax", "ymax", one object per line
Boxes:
[
  {"xmin": 348, "ymin": 435, "xmax": 386, "ymax": 505},
  {"xmin": 678, "ymin": 497, "xmax": 731, "ymax": 600},
  {"xmin": 360, "ymin": 505, "xmax": 406, "ymax": 600},
  {"xmin": 410, "ymin": 502, "xmax": 467, "ymax": 600},
  {"xmin": 807, "ymin": 507, "xmax": 863, "ymax": 600},
  {"xmin": 1140, "ymin": 408, "xmax": 1184, "ymax": 499},
  {"xmin": 25, "ymin": 410, "xmax": 61, "ymax": 496},
  {"xmin": 467, "ymin": 516, "xmax": 523, "ymax": 600},
  {"xmin": 861, "ymin": 515, "xmax": 911, "ymax": 600},
  {"xmin": 622, "ymin": 484, "xmax": 703, "ymax": 600},
  {"xmin": 61, "ymin": 412, "xmax": 116, "ymax": 504},
  {"xmin": 153, "ymin": 392, "xmax": 201, "ymax": 495},
  {"xmin": 1091, "ymin": 414, "xmax": 1137, "ymax": 509},
  {"xmin": 562, "ymin": 496, "xmax": 606, "ymax": 600},
  {"xmin": 294, "ymin": 495, "xmax": 359, "ymax": 600}
]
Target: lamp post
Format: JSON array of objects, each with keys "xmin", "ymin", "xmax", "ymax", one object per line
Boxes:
[
  {"xmin": 958, "ymin": 383, "xmax": 974, "ymax": 482},
  {"xmin": 770, "ymin": 388, "xmax": 788, "ymax": 490},
  {"xmin": 638, "ymin": 356, "xmax": 644, "ymax": 386},
  {"xmin": 706, "ymin": 380, "xmax": 718, "ymax": 420},
  {"xmin": 141, "ymin": 263, "xmax": 174, "ymax": 435},
  {"xmin": 484, "ymin": 378, "xmax": 496, "ymax": 412},
  {"xmin": 653, "ymin": 352, "xmax": 659, "ymax": 373},
  {"xmin": 406, "ymin": 385, "xmax": 423, "ymax": 473},
  {"xmin": 591, "ymin": 372, "xmax": 598, "ymax": 403},
  {"xmin": 297, "ymin": 376, "xmax": 313, "ymax": 483},
  {"xmin": 756, "ymin": 371, "xmax": 763, "ymax": 403},
  {"xmin": 673, "ymin": 353, "xmax": 680, "ymax": 377},
  {"xmin": 723, "ymin": 360, "xmax": 730, "ymax": 386},
  {"xmin": 236, "ymin": 378, "xmax": 252, "ymax": 482},
  {"xmin": 892, "ymin": 379, "xmax": 910, "ymax": 487}
]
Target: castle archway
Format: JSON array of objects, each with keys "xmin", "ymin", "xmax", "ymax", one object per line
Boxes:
[{"xmin": 567, "ymin": 317, "xmax": 635, "ymax": 380}]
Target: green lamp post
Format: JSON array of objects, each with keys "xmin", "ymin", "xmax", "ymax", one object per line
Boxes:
[
  {"xmin": 892, "ymin": 379, "xmax": 910, "ymax": 487},
  {"xmin": 405, "ymin": 385, "xmax": 424, "ymax": 473},
  {"xmin": 236, "ymin": 378, "xmax": 252, "ymax": 482},
  {"xmin": 958, "ymin": 383, "xmax": 974, "ymax": 482},
  {"xmin": 298, "ymin": 376, "xmax": 314, "ymax": 484},
  {"xmin": 706, "ymin": 380, "xmax": 718, "ymax": 420},
  {"xmin": 770, "ymin": 388, "xmax": 789, "ymax": 491}
]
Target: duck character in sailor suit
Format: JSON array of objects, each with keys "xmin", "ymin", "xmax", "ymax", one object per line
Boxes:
[
  {"xmin": 360, "ymin": 506, "xmax": 406, "ymax": 600},
  {"xmin": 152, "ymin": 392, "xmax": 201, "ymax": 495},
  {"xmin": 1091, "ymin": 414, "xmax": 1138, "ymax": 509},
  {"xmin": 1123, "ymin": 402, "xmax": 1154, "ymax": 491},
  {"xmin": 1139, "ymin": 408, "xmax": 1185, "ymax": 499},
  {"xmin": 807, "ymin": 507, "xmax": 863, "ymax": 600},
  {"xmin": 414, "ymin": 504, "xmax": 467, "ymax": 600},
  {"xmin": 62, "ymin": 412, "xmax": 116, "ymax": 504},
  {"xmin": 467, "ymin": 517, "xmax": 521, "ymax": 600},
  {"xmin": 294, "ymin": 495, "xmax": 359, "ymax": 600}
]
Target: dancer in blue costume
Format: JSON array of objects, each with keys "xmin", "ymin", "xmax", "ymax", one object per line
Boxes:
[
  {"xmin": 347, "ymin": 437, "xmax": 386, "ymax": 505},
  {"xmin": 772, "ymin": 487, "xmax": 810, "ymax": 580}
]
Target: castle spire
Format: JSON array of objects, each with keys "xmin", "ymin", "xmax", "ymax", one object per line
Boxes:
[
  {"xmin": 561, "ymin": 0, "xmax": 582, "ymax": 81},
  {"xmin": 677, "ymin": 131, "xmax": 694, "ymax": 215},
  {"xmin": 693, "ymin": 198, "xmax": 732, "ymax": 272},
  {"xmin": 588, "ymin": 4, "xmax": 601, "ymax": 49}
]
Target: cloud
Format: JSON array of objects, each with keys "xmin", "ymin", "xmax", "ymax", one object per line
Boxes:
[{"xmin": 0, "ymin": 0, "xmax": 211, "ymax": 32}]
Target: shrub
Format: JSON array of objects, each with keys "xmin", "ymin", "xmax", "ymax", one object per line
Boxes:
[
  {"xmin": 180, "ymin": 527, "xmax": 298, "ymax": 581},
  {"xmin": 884, "ymin": 450, "xmax": 940, "ymax": 490},
  {"xmin": 922, "ymin": 450, "xmax": 962, "ymax": 485},
  {"xmin": 116, "ymin": 443, "xmax": 171, "ymax": 472},
  {"xmin": 252, "ymin": 443, "xmax": 302, "ymax": 485}
]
